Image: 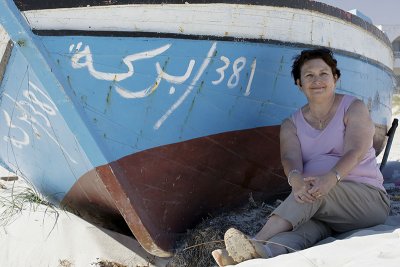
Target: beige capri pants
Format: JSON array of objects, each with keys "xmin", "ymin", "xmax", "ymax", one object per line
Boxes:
[{"xmin": 267, "ymin": 181, "xmax": 390, "ymax": 255}]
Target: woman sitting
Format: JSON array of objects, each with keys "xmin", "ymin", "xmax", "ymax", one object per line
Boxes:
[{"xmin": 212, "ymin": 48, "xmax": 390, "ymax": 266}]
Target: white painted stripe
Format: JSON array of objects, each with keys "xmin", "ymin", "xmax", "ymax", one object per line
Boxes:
[{"xmin": 23, "ymin": 4, "xmax": 393, "ymax": 69}]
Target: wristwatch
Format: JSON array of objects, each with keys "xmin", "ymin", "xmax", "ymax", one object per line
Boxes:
[{"xmin": 334, "ymin": 169, "xmax": 341, "ymax": 183}]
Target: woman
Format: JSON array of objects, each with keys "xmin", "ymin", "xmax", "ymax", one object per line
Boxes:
[{"xmin": 212, "ymin": 48, "xmax": 390, "ymax": 266}]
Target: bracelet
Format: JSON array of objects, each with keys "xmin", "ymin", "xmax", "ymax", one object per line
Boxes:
[
  {"xmin": 287, "ymin": 169, "xmax": 301, "ymax": 186},
  {"xmin": 333, "ymin": 169, "xmax": 341, "ymax": 183}
]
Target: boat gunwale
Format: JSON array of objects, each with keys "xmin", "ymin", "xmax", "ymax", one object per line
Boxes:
[{"xmin": 13, "ymin": 0, "xmax": 392, "ymax": 48}]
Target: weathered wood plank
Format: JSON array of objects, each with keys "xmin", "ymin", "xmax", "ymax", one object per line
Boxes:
[{"xmin": 0, "ymin": 25, "xmax": 13, "ymax": 85}]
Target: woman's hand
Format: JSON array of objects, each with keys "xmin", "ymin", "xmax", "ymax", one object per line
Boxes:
[
  {"xmin": 293, "ymin": 183, "xmax": 316, "ymax": 203},
  {"xmin": 304, "ymin": 171, "xmax": 337, "ymax": 199},
  {"xmin": 290, "ymin": 173, "xmax": 316, "ymax": 203}
]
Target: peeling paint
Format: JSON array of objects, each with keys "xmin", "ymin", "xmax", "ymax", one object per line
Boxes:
[
  {"xmin": 367, "ymin": 97, "xmax": 373, "ymax": 112},
  {"xmin": 160, "ymin": 57, "xmax": 169, "ymax": 71},
  {"xmin": 66, "ymin": 75, "xmax": 73, "ymax": 90},
  {"xmin": 0, "ymin": 39, "xmax": 13, "ymax": 85},
  {"xmin": 106, "ymin": 85, "xmax": 112, "ymax": 105},
  {"xmin": 196, "ymin": 80, "xmax": 204, "ymax": 94},
  {"xmin": 80, "ymin": 95, "xmax": 87, "ymax": 105},
  {"xmin": 16, "ymin": 39, "xmax": 26, "ymax": 47},
  {"xmin": 272, "ymin": 56, "xmax": 284, "ymax": 93}
]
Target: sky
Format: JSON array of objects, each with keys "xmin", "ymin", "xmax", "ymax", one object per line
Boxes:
[{"xmin": 316, "ymin": 0, "xmax": 400, "ymax": 25}]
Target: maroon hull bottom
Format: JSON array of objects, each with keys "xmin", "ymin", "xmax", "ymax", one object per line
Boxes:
[{"xmin": 61, "ymin": 124, "xmax": 387, "ymax": 257}]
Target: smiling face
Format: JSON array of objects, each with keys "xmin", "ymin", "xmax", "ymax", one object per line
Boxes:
[{"xmin": 297, "ymin": 58, "xmax": 338, "ymax": 102}]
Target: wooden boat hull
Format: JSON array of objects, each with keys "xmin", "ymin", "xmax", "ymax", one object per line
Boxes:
[
  {"xmin": 0, "ymin": 0, "xmax": 395, "ymax": 257},
  {"xmin": 63, "ymin": 125, "xmax": 285, "ymax": 254}
]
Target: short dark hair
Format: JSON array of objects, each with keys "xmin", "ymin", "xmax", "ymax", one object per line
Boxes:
[{"xmin": 291, "ymin": 48, "xmax": 341, "ymax": 85}]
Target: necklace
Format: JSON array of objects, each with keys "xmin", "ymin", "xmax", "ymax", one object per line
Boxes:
[
  {"xmin": 317, "ymin": 118, "xmax": 327, "ymax": 129},
  {"xmin": 309, "ymin": 95, "xmax": 336, "ymax": 130}
]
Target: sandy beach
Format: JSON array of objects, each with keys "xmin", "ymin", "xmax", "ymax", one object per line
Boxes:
[{"xmin": 1, "ymin": 96, "xmax": 400, "ymax": 266}]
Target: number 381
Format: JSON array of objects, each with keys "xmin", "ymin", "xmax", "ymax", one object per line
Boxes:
[{"xmin": 212, "ymin": 56, "xmax": 256, "ymax": 96}]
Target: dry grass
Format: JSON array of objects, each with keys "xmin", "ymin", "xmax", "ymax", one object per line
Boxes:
[
  {"xmin": 167, "ymin": 195, "xmax": 281, "ymax": 267},
  {"xmin": 0, "ymin": 179, "xmax": 59, "ymax": 228},
  {"xmin": 91, "ymin": 259, "xmax": 127, "ymax": 267},
  {"xmin": 90, "ymin": 257, "xmax": 157, "ymax": 267},
  {"xmin": 58, "ymin": 259, "xmax": 73, "ymax": 267}
]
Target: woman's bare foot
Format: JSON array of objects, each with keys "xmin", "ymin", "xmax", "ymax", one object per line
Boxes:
[{"xmin": 212, "ymin": 249, "xmax": 236, "ymax": 266}]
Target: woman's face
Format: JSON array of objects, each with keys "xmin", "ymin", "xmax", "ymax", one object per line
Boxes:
[{"xmin": 296, "ymin": 58, "xmax": 337, "ymax": 100}]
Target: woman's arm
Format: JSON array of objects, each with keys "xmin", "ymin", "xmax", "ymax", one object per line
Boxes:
[
  {"xmin": 334, "ymin": 99, "xmax": 375, "ymax": 179},
  {"xmin": 280, "ymin": 118, "xmax": 303, "ymax": 177},
  {"xmin": 280, "ymin": 118, "xmax": 315, "ymax": 202}
]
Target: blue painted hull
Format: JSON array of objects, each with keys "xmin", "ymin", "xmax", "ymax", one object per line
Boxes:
[{"xmin": 0, "ymin": 0, "xmax": 395, "ymax": 257}]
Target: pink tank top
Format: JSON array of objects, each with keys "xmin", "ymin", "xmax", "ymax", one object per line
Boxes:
[{"xmin": 291, "ymin": 94, "xmax": 385, "ymax": 191}]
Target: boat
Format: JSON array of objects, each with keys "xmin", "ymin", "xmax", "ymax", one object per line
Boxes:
[{"xmin": 0, "ymin": 0, "xmax": 395, "ymax": 257}]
